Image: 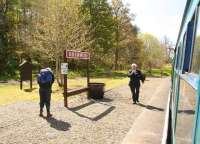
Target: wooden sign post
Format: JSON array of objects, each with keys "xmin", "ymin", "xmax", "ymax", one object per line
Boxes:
[
  {"xmin": 19, "ymin": 61, "xmax": 33, "ymax": 90},
  {"xmin": 63, "ymin": 50, "xmax": 90, "ymax": 108}
]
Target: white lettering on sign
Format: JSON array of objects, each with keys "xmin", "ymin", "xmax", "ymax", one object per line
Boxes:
[{"xmin": 65, "ymin": 50, "xmax": 90, "ymax": 60}]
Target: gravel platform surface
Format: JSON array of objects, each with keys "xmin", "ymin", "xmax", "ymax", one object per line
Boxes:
[{"xmin": 0, "ymin": 77, "xmax": 170, "ymax": 144}]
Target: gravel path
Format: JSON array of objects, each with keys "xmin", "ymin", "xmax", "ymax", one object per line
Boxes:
[{"xmin": 0, "ymin": 77, "xmax": 170, "ymax": 144}]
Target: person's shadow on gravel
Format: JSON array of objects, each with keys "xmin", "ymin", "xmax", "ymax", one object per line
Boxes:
[
  {"xmin": 45, "ymin": 117, "xmax": 71, "ymax": 131},
  {"xmin": 137, "ymin": 103, "xmax": 164, "ymax": 111}
]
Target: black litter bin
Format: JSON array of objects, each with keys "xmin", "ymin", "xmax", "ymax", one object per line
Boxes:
[{"xmin": 88, "ymin": 83, "xmax": 105, "ymax": 99}]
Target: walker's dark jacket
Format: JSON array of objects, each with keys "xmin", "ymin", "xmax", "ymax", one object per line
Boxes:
[{"xmin": 128, "ymin": 70, "xmax": 143, "ymax": 87}]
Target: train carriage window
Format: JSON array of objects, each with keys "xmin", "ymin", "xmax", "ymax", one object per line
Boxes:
[
  {"xmin": 183, "ymin": 17, "xmax": 195, "ymax": 72},
  {"xmin": 175, "ymin": 41, "xmax": 185, "ymax": 71},
  {"xmin": 191, "ymin": 7, "xmax": 200, "ymax": 73},
  {"xmin": 175, "ymin": 79, "xmax": 196, "ymax": 144}
]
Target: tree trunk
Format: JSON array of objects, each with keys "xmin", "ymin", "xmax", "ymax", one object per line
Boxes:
[
  {"xmin": 160, "ymin": 67, "xmax": 163, "ymax": 78},
  {"xmin": 56, "ymin": 57, "xmax": 63, "ymax": 87},
  {"xmin": 114, "ymin": 27, "xmax": 119, "ymax": 70},
  {"xmin": 148, "ymin": 63, "xmax": 152, "ymax": 76},
  {"xmin": 114, "ymin": 46, "xmax": 119, "ymax": 70}
]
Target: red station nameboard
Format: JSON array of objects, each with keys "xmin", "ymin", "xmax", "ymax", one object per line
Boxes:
[{"xmin": 65, "ymin": 50, "xmax": 90, "ymax": 60}]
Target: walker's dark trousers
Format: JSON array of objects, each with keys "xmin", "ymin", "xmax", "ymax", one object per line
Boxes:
[
  {"xmin": 39, "ymin": 88, "xmax": 51, "ymax": 112},
  {"xmin": 129, "ymin": 85, "xmax": 140, "ymax": 102}
]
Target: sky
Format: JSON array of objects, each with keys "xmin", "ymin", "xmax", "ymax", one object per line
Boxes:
[{"xmin": 123, "ymin": 0, "xmax": 187, "ymax": 44}]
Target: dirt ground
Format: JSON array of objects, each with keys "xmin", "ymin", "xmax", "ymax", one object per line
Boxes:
[{"xmin": 0, "ymin": 77, "xmax": 170, "ymax": 144}]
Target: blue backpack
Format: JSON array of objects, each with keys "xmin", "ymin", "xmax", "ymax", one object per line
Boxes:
[{"xmin": 38, "ymin": 69, "xmax": 53, "ymax": 84}]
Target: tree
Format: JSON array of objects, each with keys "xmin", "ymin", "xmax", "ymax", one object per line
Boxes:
[
  {"xmin": 111, "ymin": 0, "xmax": 140, "ymax": 70},
  {"xmin": 161, "ymin": 36, "xmax": 173, "ymax": 63},
  {"xmin": 127, "ymin": 37, "xmax": 144, "ymax": 68},
  {"xmin": 29, "ymin": 0, "xmax": 92, "ymax": 86},
  {"xmin": 0, "ymin": 0, "xmax": 158, "ymax": 80},
  {"xmin": 0, "ymin": 0, "xmax": 21, "ymax": 77},
  {"xmin": 81, "ymin": 0, "xmax": 115, "ymax": 67},
  {"xmin": 140, "ymin": 33, "xmax": 166, "ymax": 75}
]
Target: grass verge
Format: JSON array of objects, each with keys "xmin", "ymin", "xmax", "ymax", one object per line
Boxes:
[{"xmin": 0, "ymin": 77, "xmax": 129, "ymax": 105}]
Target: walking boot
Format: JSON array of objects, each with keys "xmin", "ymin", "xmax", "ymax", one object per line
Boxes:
[
  {"xmin": 47, "ymin": 109, "xmax": 52, "ymax": 118},
  {"xmin": 39, "ymin": 109, "xmax": 43, "ymax": 117}
]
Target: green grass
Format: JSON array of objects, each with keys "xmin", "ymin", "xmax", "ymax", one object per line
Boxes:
[
  {"xmin": 143, "ymin": 65, "xmax": 172, "ymax": 77},
  {"xmin": 0, "ymin": 77, "xmax": 129, "ymax": 105},
  {"xmin": 0, "ymin": 64, "xmax": 172, "ymax": 81},
  {"xmin": 0, "ymin": 65, "xmax": 172, "ymax": 105},
  {"xmin": 90, "ymin": 70, "xmax": 127, "ymax": 78}
]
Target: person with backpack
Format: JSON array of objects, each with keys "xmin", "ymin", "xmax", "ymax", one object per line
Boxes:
[
  {"xmin": 128, "ymin": 63, "xmax": 144, "ymax": 104},
  {"xmin": 37, "ymin": 67, "xmax": 54, "ymax": 117}
]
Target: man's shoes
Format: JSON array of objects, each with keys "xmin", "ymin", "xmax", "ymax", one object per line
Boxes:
[
  {"xmin": 133, "ymin": 101, "xmax": 137, "ymax": 104},
  {"xmin": 39, "ymin": 113, "xmax": 43, "ymax": 117},
  {"xmin": 39, "ymin": 110, "xmax": 43, "ymax": 117},
  {"xmin": 136, "ymin": 100, "xmax": 139, "ymax": 103},
  {"xmin": 47, "ymin": 113, "xmax": 52, "ymax": 118}
]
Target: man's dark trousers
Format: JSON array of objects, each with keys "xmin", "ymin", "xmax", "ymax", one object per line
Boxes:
[
  {"xmin": 130, "ymin": 85, "xmax": 140, "ymax": 103},
  {"xmin": 39, "ymin": 88, "xmax": 51, "ymax": 113}
]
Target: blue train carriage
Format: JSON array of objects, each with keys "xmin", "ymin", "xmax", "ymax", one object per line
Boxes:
[{"xmin": 162, "ymin": 0, "xmax": 200, "ymax": 144}]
